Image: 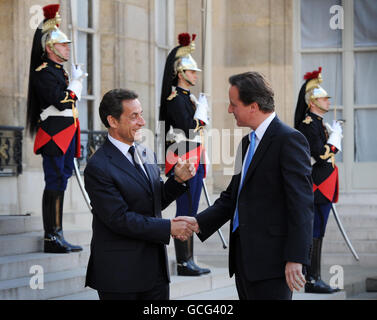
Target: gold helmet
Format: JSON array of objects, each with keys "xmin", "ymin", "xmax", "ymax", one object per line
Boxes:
[
  {"xmin": 174, "ymin": 33, "xmax": 202, "ymax": 74},
  {"xmin": 304, "ymin": 67, "xmax": 330, "ymax": 105},
  {"xmin": 40, "ymin": 4, "xmax": 71, "ymax": 61}
]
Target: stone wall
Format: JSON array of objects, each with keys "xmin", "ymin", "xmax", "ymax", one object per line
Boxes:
[{"xmin": 176, "ymin": 0, "xmax": 294, "ymax": 191}]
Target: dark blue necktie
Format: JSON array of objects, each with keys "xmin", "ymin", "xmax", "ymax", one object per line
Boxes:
[
  {"xmin": 232, "ymin": 131, "xmax": 256, "ymax": 232},
  {"xmin": 129, "ymin": 146, "xmax": 150, "ymax": 184}
]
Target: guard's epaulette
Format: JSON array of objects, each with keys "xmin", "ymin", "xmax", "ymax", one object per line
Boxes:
[
  {"xmin": 167, "ymin": 91, "xmax": 177, "ymax": 101},
  {"xmin": 302, "ymin": 115, "xmax": 313, "ymax": 125},
  {"xmin": 35, "ymin": 62, "xmax": 48, "ymax": 72}
]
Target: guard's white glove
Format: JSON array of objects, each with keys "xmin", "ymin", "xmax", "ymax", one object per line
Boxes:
[
  {"xmin": 325, "ymin": 120, "xmax": 343, "ymax": 152},
  {"xmin": 67, "ymin": 64, "xmax": 88, "ymax": 101},
  {"xmin": 192, "ymin": 93, "xmax": 209, "ymax": 125},
  {"xmin": 71, "ymin": 64, "xmax": 88, "ymax": 80}
]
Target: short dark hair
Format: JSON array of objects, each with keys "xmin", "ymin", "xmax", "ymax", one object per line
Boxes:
[
  {"xmin": 229, "ymin": 72, "xmax": 275, "ymax": 113},
  {"xmin": 99, "ymin": 89, "xmax": 138, "ymax": 128}
]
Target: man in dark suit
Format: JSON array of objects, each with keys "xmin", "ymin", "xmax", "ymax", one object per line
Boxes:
[
  {"xmin": 178, "ymin": 72, "xmax": 314, "ymax": 300},
  {"xmin": 84, "ymin": 89, "xmax": 197, "ymax": 300}
]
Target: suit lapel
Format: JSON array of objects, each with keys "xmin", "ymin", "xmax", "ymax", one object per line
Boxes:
[
  {"xmin": 242, "ymin": 117, "xmax": 279, "ymax": 186},
  {"xmin": 103, "ymin": 139, "xmax": 152, "ymax": 195}
]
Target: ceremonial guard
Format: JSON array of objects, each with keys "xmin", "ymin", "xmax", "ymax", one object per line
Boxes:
[
  {"xmin": 26, "ymin": 4, "xmax": 87, "ymax": 253},
  {"xmin": 159, "ymin": 33, "xmax": 210, "ymax": 276},
  {"xmin": 294, "ymin": 67, "xmax": 343, "ymax": 293}
]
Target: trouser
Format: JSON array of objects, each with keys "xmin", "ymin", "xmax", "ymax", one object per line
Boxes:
[
  {"xmin": 175, "ymin": 164, "xmax": 205, "ymax": 217},
  {"xmin": 42, "ymin": 135, "xmax": 76, "ymax": 191},
  {"xmin": 313, "ymin": 203, "xmax": 332, "ymax": 238},
  {"xmin": 233, "ymin": 232, "xmax": 292, "ymax": 300},
  {"xmin": 98, "ymin": 248, "xmax": 169, "ymax": 300}
]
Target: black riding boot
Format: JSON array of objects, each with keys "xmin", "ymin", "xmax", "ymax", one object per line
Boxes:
[
  {"xmin": 175, "ymin": 236, "xmax": 211, "ymax": 276},
  {"xmin": 43, "ymin": 190, "xmax": 71, "ymax": 253},
  {"xmin": 54, "ymin": 191, "xmax": 83, "ymax": 252},
  {"xmin": 305, "ymin": 238, "xmax": 340, "ymax": 293}
]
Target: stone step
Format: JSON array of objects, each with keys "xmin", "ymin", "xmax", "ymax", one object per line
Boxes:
[
  {"xmin": 324, "ymin": 227, "xmax": 377, "ymax": 241},
  {"xmin": 176, "ymin": 285, "xmax": 237, "ymax": 300},
  {"xmin": 0, "ymin": 215, "xmax": 42, "ymax": 235},
  {"xmin": 51, "ymin": 267, "xmax": 232, "ymax": 301},
  {"xmin": 327, "ymin": 213, "xmax": 377, "ymax": 227},
  {"xmin": 293, "ymin": 290, "xmax": 346, "ymax": 300},
  {"xmin": 0, "ymin": 247, "xmax": 90, "ymax": 281},
  {"xmin": 0, "ymin": 229, "xmax": 92, "ymax": 257},
  {"xmin": 338, "ymin": 193, "xmax": 377, "ymax": 206},
  {"xmin": 323, "ymin": 240, "xmax": 377, "ymax": 254},
  {"xmin": 0, "ymin": 267, "xmax": 87, "ymax": 300},
  {"xmin": 348, "ymin": 291, "xmax": 377, "ymax": 300},
  {"xmin": 322, "ymin": 253, "xmax": 377, "ymax": 267},
  {"xmin": 332, "ymin": 204, "xmax": 377, "ymax": 216},
  {"xmin": 63, "ymin": 211, "xmax": 92, "ymax": 228}
]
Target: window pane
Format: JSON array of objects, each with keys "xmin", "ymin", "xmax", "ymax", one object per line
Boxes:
[
  {"xmin": 77, "ymin": 31, "xmax": 88, "ymax": 96},
  {"xmin": 354, "ymin": 0, "xmax": 377, "ymax": 47},
  {"xmin": 355, "ymin": 109, "xmax": 377, "ymax": 162},
  {"xmin": 323, "ymin": 110, "xmax": 343, "ymax": 162},
  {"xmin": 354, "ymin": 52, "xmax": 377, "ymax": 105},
  {"xmin": 156, "ymin": 47, "xmax": 167, "ymax": 105},
  {"xmin": 77, "ymin": 0, "xmax": 90, "ymax": 28},
  {"xmin": 156, "ymin": 0, "xmax": 167, "ymax": 46},
  {"xmin": 302, "ymin": 53, "xmax": 343, "ymax": 105},
  {"xmin": 301, "ymin": 0, "xmax": 342, "ymax": 49}
]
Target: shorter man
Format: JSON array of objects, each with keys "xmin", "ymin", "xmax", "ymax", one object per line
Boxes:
[{"xmin": 84, "ymin": 89, "xmax": 197, "ymax": 300}]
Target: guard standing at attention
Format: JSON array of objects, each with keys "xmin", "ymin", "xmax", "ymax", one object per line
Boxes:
[
  {"xmin": 294, "ymin": 67, "xmax": 343, "ymax": 293},
  {"xmin": 159, "ymin": 33, "xmax": 210, "ymax": 276},
  {"xmin": 26, "ymin": 4, "xmax": 87, "ymax": 253}
]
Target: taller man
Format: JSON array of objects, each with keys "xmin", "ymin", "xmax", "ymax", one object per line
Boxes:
[
  {"xmin": 294, "ymin": 67, "xmax": 343, "ymax": 294},
  {"xmin": 159, "ymin": 33, "xmax": 210, "ymax": 276},
  {"xmin": 190, "ymin": 72, "xmax": 314, "ymax": 300},
  {"xmin": 26, "ymin": 4, "xmax": 87, "ymax": 253}
]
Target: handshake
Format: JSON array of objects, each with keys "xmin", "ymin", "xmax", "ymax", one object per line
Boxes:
[{"xmin": 170, "ymin": 216, "xmax": 199, "ymax": 241}]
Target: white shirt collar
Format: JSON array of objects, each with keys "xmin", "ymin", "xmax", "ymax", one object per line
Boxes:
[
  {"xmin": 251, "ymin": 112, "xmax": 276, "ymax": 142},
  {"xmin": 108, "ymin": 133, "xmax": 134, "ymax": 158}
]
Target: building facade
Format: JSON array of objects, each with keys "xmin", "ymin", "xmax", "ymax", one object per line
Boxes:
[{"xmin": 0, "ymin": 0, "xmax": 376, "ymax": 215}]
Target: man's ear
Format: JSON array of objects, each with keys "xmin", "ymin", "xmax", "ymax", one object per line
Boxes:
[
  {"xmin": 250, "ymin": 102, "xmax": 258, "ymax": 113},
  {"xmin": 107, "ymin": 115, "xmax": 118, "ymax": 129}
]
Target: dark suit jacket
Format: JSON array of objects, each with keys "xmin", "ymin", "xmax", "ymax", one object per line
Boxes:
[
  {"xmin": 197, "ymin": 117, "xmax": 314, "ymax": 283},
  {"xmin": 84, "ymin": 138, "xmax": 187, "ymax": 293}
]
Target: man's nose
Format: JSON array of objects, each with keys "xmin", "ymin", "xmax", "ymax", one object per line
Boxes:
[{"xmin": 228, "ymin": 104, "xmax": 233, "ymax": 114}]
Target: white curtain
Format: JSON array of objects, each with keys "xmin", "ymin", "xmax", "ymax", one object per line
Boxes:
[
  {"xmin": 301, "ymin": 53, "xmax": 343, "ymax": 105},
  {"xmin": 354, "ymin": 0, "xmax": 377, "ymax": 47},
  {"xmin": 301, "ymin": 0, "xmax": 342, "ymax": 48},
  {"xmin": 354, "ymin": 52, "xmax": 377, "ymax": 105},
  {"xmin": 355, "ymin": 110, "xmax": 377, "ymax": 162}
]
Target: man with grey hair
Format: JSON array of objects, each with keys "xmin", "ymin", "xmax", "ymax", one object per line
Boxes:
[{"xmin": 178, "ymin": 71, "xmax": 314, "ymax": 300}]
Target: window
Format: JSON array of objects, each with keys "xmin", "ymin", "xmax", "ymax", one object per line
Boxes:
[
  {"xmin": 294, "ymin": 0, "xmax": 377, "ymax": 190},
  {"xmin": 155, "ymin": 0, "xmax": 174, "ymax": 165},
  {"xmin": 70, "ymin": 0, "xmax": 100, "ymax": 161}
]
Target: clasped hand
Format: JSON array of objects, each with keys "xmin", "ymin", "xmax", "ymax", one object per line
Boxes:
[
  {"xmin": 170, "ymin": 216, "xmax": 199, "ymax": 241},
  {"xmin": 173, "ymin": 157, "xmax": 197, "ymax": 183}
]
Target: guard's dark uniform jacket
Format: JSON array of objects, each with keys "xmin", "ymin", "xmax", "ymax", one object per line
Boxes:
[
  {"xmin": 297, "ymin": 111, "xmax": 339, "ymax": 204},
  {"xmin": 32, "ymin": 58, "xmax": 81, "ymax": 158},
  {"xmin": 164, "ymin": 86, "xmax": 206, "ymax": 176}
]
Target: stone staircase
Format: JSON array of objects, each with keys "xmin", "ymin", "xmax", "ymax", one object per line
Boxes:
[
  {"xmin": 0, "ymin": 209, "xmax": 237, "ymax": 300},
  {"xmin": 1, "ymin": 192, "xmax": 376, "ymax": 300}
]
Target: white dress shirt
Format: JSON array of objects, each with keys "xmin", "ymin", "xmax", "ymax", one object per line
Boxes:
[
  {"xmin": 240, "ymin": 112, "xmax": 276, "ymax": 183},
  {"xmin": 108, "ymin": 134, "xmax": 148, "ymax": 178}
]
